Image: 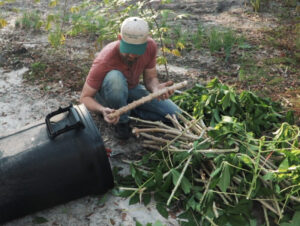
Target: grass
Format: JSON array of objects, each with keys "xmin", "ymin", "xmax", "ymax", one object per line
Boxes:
[
  {"xmin": 191, "ymin": 24, "xmax": 205, "ymax": 50},
  {"xmin": 48, "ymin": 27, "xmax": 65, "ymax": 49},
  {"xmin": 264, "ymin": 23, "xmax": 299, "ymax": 55},
  {"xmin": 223, "ymin": 29, "xmax": 236, "ymax": 61},
  {"xmin": 238, "ymin": 52, "xmax": 270, "ymax": 84},
  {"xmin": 250, "ymin": 0, "xmax": 261, "ymax": 12},
  {"xmin": 170, "ymin": 24, "xmax": 189, "ymax": 50},
  {"xmin": 15, "ymin": 11, "xmax": 43, "ymax": 31},
  {"xmin": 208, "ymin": 28, "xmax": 223, "ymax": 53},
  {"xmin": 267, "ymin": 77, "xmax": 285, "ymax": 85},
  {"xmin": 264, "ymin": 57, "xmax": 297, "ymax": 66},
  {"xmin": 207, "ymin": 27, "xmax": 239, "ymax": 62},
  {"xmin": 24, "ymin": 62, "xmax": 47, "ymax": 80}
]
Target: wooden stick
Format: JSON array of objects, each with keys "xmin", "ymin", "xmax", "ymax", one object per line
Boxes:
[
  {"xmin": 109, "ymin": 81, "xmax": 188, "ymax": 118},
  {"xmin": 129, "ymin": 116, "xmax": 172, "ymax": 129},
  {"xmin": 258, "ymin": 200, "xmax": 279, "ymax": 216},
  {"xmin": 138, "ymin": 132, "xmax": 171, "ymax": 144},
  {"xmin": 167, "ymin": 155, "xmax": 192, "ymax": 205},
  {"xmin": 165, "ymin": 114, "xmax": 184, "ymax": 131},
  {"xmin": 142, "ymin": 144, "xmax": 162, "ymax": 150},
  {"xmin": 169, "ymin": 146, "xmax": 239, "ymax": 154},
  {"xmin": 176, "ymin": 113, "xmax": 203, "ymax": 136},
  {"xmin": 263, "ymin": 205, "xmax": 270, "ymax": 226},
  {"xmin": 290, "ymin": 196, "xmax": 300, "ymax": 203},
  {"xmin": 143, "ymin": 139, "xmax": 190, "ymax": 149},
  {"xmin": 132, "ymin": 127, "xmax": 199, "ymax": 140}
]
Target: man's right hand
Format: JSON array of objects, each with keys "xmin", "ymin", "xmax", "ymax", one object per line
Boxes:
[
  {"xmin": 101, "ymin": 107, "xmax": 119, "ymax": 124},
  {"xmin": 80, "ymin": 83, "xmax": 119, "ymax": 124}
]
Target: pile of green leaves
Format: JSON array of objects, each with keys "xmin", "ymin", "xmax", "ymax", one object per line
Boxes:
[
  {"xmin": 114, "ymin": 79, "xmax": 299, "ymax": 226},
  {"xmin": 172, "ymin": 78, "xmax": 294, "ymax": 137}
]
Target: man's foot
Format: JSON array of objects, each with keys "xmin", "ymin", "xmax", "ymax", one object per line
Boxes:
[{"xmin": 114, "ymin": 122, "xmax": 131, "ymax": 140}]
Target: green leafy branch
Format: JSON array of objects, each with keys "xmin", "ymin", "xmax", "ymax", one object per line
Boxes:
[{"xmin": 115, "ymin": 79, "xmax": 299, "ymax": 225}]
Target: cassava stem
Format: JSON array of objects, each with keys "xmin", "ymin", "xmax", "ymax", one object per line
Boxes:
[
  {"xmin": 167, "ymin": 155, "xmax": 192, "ymax": 206},
  {"xmin": 109, "ymin": 81, "xmax": 188, "ymax": 118}
]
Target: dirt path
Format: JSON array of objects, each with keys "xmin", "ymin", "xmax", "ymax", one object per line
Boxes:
[{"xmin": 0, "ymin": 0, "xmax": 299, "ymax": 225}]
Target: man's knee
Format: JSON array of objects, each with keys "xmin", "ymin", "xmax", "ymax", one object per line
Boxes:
[
  {"xmin": 163, "ymin": 100, "xmax": 181, "ymax": 115},
  {"xmin": 103, "ymin": 70, "xmax": 127, "ymax": 94},
  {"xmin": 99, "ymin": 70, "xmax": 128, "ymax": 107}
]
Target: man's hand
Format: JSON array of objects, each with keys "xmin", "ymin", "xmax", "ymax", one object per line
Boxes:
[
  {"xmin": 153, "ymin": 80, "xmax": 174, "ymax": 101},
  {"xmin": 80, "ymin": 83, "xmax": 119, "ymax": 124},
  {"xmin": 101, "ymin": 107, "xmax": 120, "ymax": 124},
  {"xmin": 144, "ymin": 67, "xmax": 175, "ymax": 101}
]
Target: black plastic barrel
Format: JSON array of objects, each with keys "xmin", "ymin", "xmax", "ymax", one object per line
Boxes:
[{"xmin": 0, "ymin": 104, "xmax": 114, "ymax": 224}]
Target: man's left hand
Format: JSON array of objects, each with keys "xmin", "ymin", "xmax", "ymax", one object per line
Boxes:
[{"xmin": 154, "ymin": 80, "xmax": 174, "ymax": 101}]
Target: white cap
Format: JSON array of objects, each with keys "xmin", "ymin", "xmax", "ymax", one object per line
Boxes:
[{"xmin": 120, "ymin": 17, "xmax": 149, "ymax": 45}]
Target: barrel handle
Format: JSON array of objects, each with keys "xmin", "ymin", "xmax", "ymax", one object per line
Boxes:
[{"xmin": 45, "ymin": 104, "xmax": 84, "ymax": 139}]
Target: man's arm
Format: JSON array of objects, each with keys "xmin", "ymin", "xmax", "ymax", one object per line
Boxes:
[
  {"xmin": 143, "ymin": 67, "xmax": 174, "ymax": 100},
  {"xmin": 80, "ymin": 82, "xmax": 119, "ymax": 124}
]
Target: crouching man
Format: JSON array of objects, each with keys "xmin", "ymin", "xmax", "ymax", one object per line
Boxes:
[{"xmin": 80, "ymin": 17, "xmax": 180, "ymax": 140}]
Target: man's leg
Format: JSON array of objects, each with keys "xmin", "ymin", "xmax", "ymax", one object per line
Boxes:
[
  {"xmin": 95, "ymin": 70, "xmax": 132, "ymax": 139},
  {"xmin": 95, "ymin": 70, "xmax": 130, "ymax": 123},
  {"xmin": 128, "ymin": 84, "xmax": 180, "ymax": 122}
]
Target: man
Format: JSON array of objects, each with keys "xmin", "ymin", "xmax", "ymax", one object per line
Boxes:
[{"xmin": 80, "ymin": 17, "xmax": 180, "ymax": 140}]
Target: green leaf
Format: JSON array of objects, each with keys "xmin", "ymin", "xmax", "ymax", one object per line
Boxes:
[
  {"xmin": 279, "ymin": 158, "xmax": 289, "ymax": 170},
  {"xmin": 221, "ymin": 92, "xmax": 231, "ymax": 110},
  {"xmin": 130, "ymin": 164, "xmax": 142, "ymax": 186},
  {"xmin": 154, "ymin": 191, "xmax": 169, "ymax": 203},
  {"xmin": 275, "ymin": 184, "xmax": 281, "ymax": 194},
  {"xmin": 156, "ymin": 203, "xmax": 168, "ymax": 218},
  {"xmin": 98, "ymin": 194, "xmax": 108, "ymax": 205},
  {"xmin": 187, "ymin": 196, "xmax": 197, "ymax": 210},
  {"xmin": 195, "ymin": 192, "xmax": 203, "ymax": 200},
  {"xmin": 157, "ymin": 56, "xmax": 167, "ymax": 65},
  {"xmin": 218, "ymin": 163, "xmax": 231, "ymax": 192},
  {"xmin": 171, "ymin": 169, "xmax": 180, "ymax": 186},
  {"xmin": 155, "ymin": 168, "xmax": 163, "ymax": 185},
  {"xmin": 280, "ymin": 223, "xmax": 292, "ymax": 226},
  {"xmin": 130, "ymin": 164, "xmax": 136, "ymax": 178},
  {"xmin": 119, "ymin": 190, "xmax": 133, "ymax": 198},
  {"xmin": 238, "ymin": 155, "xmax": 253, "ymax": 167},
  {"xmin": 286, "ymin": 110, "xmax": 295, "ymax": 125},
  {"xmin": 153, "ymin": 220, "xmax": 164, "ymax": 226},
  {"xmin": 178, "ymin": 210, "xmax": 200, "ymax": 226},
  {"xmin": 32, "ymin": 216, "xmax": 48, "ymax": 224},
  {"xmin": 135, "ymin": 221, "xmax": 143, "ymax": 226},
  {"xmin": 207, "ymin": 78, "xmax": 220, "ymax": 89},
  {"xmin": 226, "ymin": 199, "xmax": 252, "ymax": 216},
  {"xmin": 210, "ymin": 167, "xmax": 222, "ymax": 178},
  {"xmin": 292, "ymin": 211, "xmax": 300, "ymax": 224},
  {"xmin": 250, "ymin": 219, "xmax": 257, "ymax": 226},
  {"xmin": 228, "ymin": 214, "xmax": 248, "ymax": 226},
  {"xmin": 111, "ymin": 187, "xmax": 120, "ymax": 196},
  {"xmin": 161, "ymin": 174, "xmax": 172, "ymax": 191},
  {"xmin": 263, "ymin": 172, "xmax": 275, "ymax": 181},
  {"xmin": 181, "ymin": 176, "xmax": 192, "ymax": 194},
  {"xmin": 229, "ymin": 104, "xmax": 237, "ymax": 115},
  {"xmin": 129, "ymin": 194, "xmax": 139, "ymax": 205},
  {"xmin": 145, "ymin": 178, "xmax": 156, "ymax": 189},
  {"xmin": 143, "ymin": 193, "xmax": 151, "ymax": 206},
  {"xmin": 213, "ymin": 109, "xmax": 221, "ymax": 122},
  {"xmin": 230, "ymin": 92, "xmax": 237, "ymax": 103}
]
